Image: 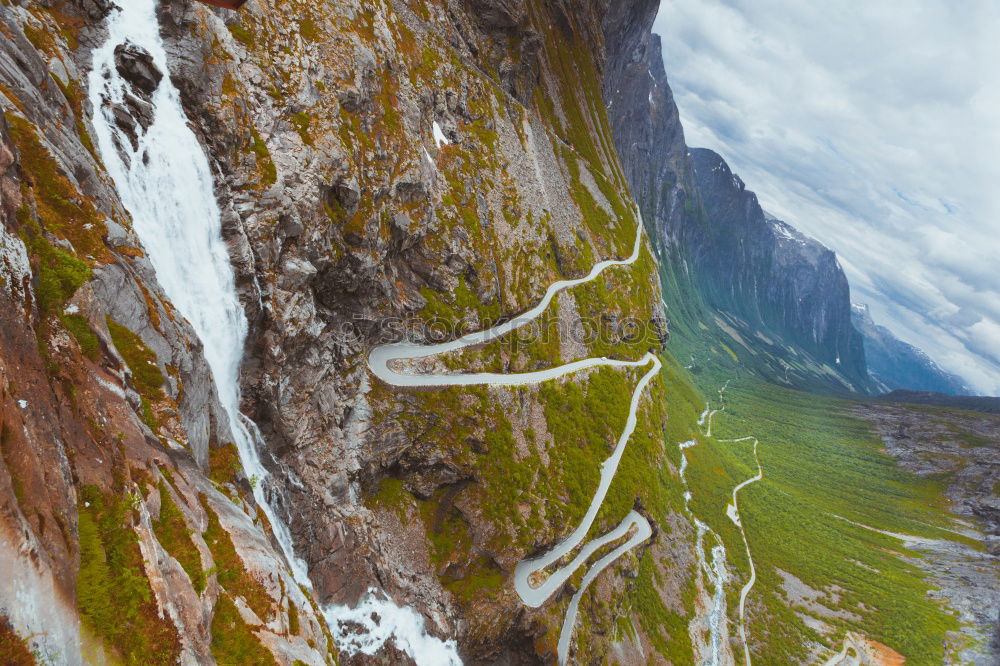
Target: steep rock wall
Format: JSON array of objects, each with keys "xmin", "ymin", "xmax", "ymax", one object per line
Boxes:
[
  {"xmin": 0, "ymin": 2, "xmax": 336, "ymax": 663},
  {"xmin": 1, "ymin": 0, "xmax": 696, "ymax": 663},
  {"xmin": 689, "ymin": 148, "xmax": 870, "ymax": 391}
]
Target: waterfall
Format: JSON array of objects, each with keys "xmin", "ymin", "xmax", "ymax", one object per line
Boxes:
[
  {"xmin": 87, "ymin": 0, "xmax": 308, "ymax": 583},
  {"xmin": 88, "ymin": 2, "xmax": 462, "ymax": 662}
]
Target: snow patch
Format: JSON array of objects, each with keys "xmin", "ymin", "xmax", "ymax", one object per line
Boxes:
[{"xmin": 432, "ymin": 121, "xmax": 450, "ymax": 149}]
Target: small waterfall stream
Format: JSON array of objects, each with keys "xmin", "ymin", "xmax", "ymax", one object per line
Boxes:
[
  {"xmin": 679, "ymin": 440, "xmax": 731, "ymax": 666},
  {"xmin": 87, "ymin": 0, "xmax": 310, "ymax": 587}
]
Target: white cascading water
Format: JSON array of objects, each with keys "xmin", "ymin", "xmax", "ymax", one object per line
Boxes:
[
  {"xmin": 88, "ymin": 2, "xmax": 463, "ymax": 662},
  {"xmin": 87, "ymin": 0, "xmax": 309, "ymax": 586}
]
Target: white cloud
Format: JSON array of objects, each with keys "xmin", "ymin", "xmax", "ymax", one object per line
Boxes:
[{"xmin": 655, "ymin": 0, "xmax": 1000, "ymax": 394}]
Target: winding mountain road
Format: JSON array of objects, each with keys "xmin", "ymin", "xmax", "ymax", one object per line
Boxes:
[{"xmin": 368, "ymin": 218, "xmax": 660, "ymax": 664}]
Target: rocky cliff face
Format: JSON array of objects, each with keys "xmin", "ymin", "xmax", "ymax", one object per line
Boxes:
[
  {"xmin": 852, "ymin": 303, "xmax": 970, "ymax": 395},
  {"xmin": 0, "ymin": 3, "xmax": 332, "ymax": 663},
  {"xmin": 688, "ymin": 148, "xmax": 870, "ymax": 391},
  {"xmin": 0, "ymin": 0, "xmax": 693, "ymax": 663},
  {"xmin": 601, "ymin": 0, "xmax": 697, "ymax": 254}
]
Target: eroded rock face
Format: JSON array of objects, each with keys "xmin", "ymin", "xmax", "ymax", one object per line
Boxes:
[
  {"xmin": 150, "ymin": 0, "xmax": 680, "ymax": 661},
  {"xmin": 688, "ymin": 148, "xmax": 872, "ymax": 391},
  {"xmin": 114, "ymin": 42, "xmax": 162, "ymax": 95},
  {"xmin": 601, "ymin": 0, "xmax": 696, "ymax": 252}
]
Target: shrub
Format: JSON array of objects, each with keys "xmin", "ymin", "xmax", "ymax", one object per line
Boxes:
[
  {"xmin": 105, "ymin": 318, "xmax": 164, "ymax": 398},
  {"xmin": 76, "ymin": 486, "xmax": 181, "ymax": 664},
  {"xmin": 60, "ymin": 313, "xmax": 99, "ymax": 360},
  {"xmin": 0, "ymin": 615, "xmax": 34, "ymax": 666},
  {"xmin": 210, "ymin": 594, "xmax": 276, "ymax": 666},
  {"xmin": 151, "ymin": 480, "xmax": 206, "ymax": 594}
]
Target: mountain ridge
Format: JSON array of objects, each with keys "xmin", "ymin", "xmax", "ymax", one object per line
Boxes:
[{"xmin": 852, "ymin": 303, "xmax": 971, "ymax": 395}]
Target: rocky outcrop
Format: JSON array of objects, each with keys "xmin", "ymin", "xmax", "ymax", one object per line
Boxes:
[
  {"xmin": 877, "ymin": 390, "xmax": 1000, "ymax": 414},
  {"xmin": 601, "ymin": 0, "xmax": 697, "ymax": 253},
  {"xmin": 855, "ymin": 402, "xmax": 1000, "ymax": 664},
  {"xmin": 687, "ymin": 148, "xmax": 870, "ymax": 390},
  {"xmin": 852, "ymin": 304, "xmax": 970, "ymax": 395}
]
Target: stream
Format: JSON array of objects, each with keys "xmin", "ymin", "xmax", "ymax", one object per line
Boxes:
[
  {"xmin": 679, "ymin": 440, "xmax": 731, "ymax": 666},
  {"xmin": 719, "ymin": 435, "xmax": 762, "ymax": 666},
  {"xmin": 688, "ymin": 381, "xmax": 761, "ymax": 666}
]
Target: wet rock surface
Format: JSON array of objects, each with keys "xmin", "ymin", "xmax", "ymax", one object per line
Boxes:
[{"xmin": 114, "ymin": 42, "xmax": 162, "ymax": 95}]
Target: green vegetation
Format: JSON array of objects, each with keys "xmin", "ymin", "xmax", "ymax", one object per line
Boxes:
[
  {"xmin": 6, "ymin": 113, "xmax": 107, "ymax": 262},
  {"xmin": 52, "ymin": 74, "xmax": 98, "ymax": 160},
  {"xmin": 289, "ymin": 112, "xmax": 313, "ymax": 147},
  {"xmin": 151, "ymin": 480, "xmax": 206, "ymax": 594},
  {"xmin": 668, "ymin": 305, "xmax": 966, "ymax": 666},
  {"xmin": 299, "ymin": 17, "xmax": 322, "ymax": 43},
  {"xmin": 0, "ymin": 615, "xmax": 34, "ymax": 666},
  {"xmin": 210, "ymin": 594, "xmax": 276, "ymax": 666},
  {"xmin": 106, "ymin": 317, "xmax": 164, "ymax": 431},
  {"xmin": 371, "ymin": 477, "xmax": 411, "ymax": 519},
  {"xmin": 418, "ymin": 275, "xmax": 502, "ymax": 334},
  {"xmin": 651, "ymin": 240, "xmax": 969, "ymax": 663},
  {"xmin": 287, "ymin": 600, "xmax": 300, "ymax": 636},
  {"xmin": 561, "ymin": 146, "xmax": 633, "ymax": 257},
  {"xmin": 200, "ymin": 494, "xmax": 273, "ymax": 622},
  {"xmin": 633, "ymin": 551, "xmax": 695, "ymax": 662},
  {"xmin": 60, "ymin": 313, "xmax": 99, "ymax": 360},
  {"xmin": 209, "ymin": 443, "xmax": 242, "ymax": 487},
  {"xmin": 227, "ymin": 22, "xmax": 256, "ymax": 48},
  {"xmin": 106, "ymin": 318, "xmax": 164, "ymax": 397},
  {"xmin": 707, "ymin": 381, "xmax": 960, "ymax": 663},
  {"xmin": 76, "ymin": 485, "xmax": 181, "ymax": 664},
  {"xmin": 249, "ymin": 126, "xmax": 277, "ymax": 187},
  {"xmin": 4, "ymin": 112, "xmax": 111, "ymax": 372},
  {"xmin": 29, "ymin": 230, "xmax": 90, "ymax": 318}
]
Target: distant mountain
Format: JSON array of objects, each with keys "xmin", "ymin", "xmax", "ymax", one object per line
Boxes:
[
  {"xmin": 852, "ymin": 304, "xmax": 970, "ymax": 395},
  {"xmin": 601, "ymin": 22, "xmax": 876, "ymax": 394},
  {"xmin": 878, "ymin": 390, "xmax": 999, "ymax": 415},
  {"xmin": 686, "ymin": 148, "xmax": 874, "ymax": 393}
]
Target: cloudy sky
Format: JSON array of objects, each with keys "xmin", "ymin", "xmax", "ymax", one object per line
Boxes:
[{"xmin": 653, "ymin": 0, "xmax": 1000, "ymax": 395}]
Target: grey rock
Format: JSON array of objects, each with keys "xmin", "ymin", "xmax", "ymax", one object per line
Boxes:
[{"xmin": 114, "ymin": 42, "xmax": 163, "ymax": 96}]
